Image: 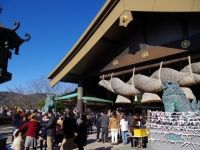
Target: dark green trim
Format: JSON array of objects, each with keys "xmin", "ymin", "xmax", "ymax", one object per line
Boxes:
[
  {"xmin": 55, "ymin": 93, "xmax": 78, "ymax": 100},
  {"xmin": 55, "ymin": 93, "xmax": 113, "ymax": 104},
  {"xmin": 82, "ymin": 96, "xmax": 113, "ymax": 104}
]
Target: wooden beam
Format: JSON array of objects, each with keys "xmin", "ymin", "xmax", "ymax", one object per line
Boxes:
[
  {"xmin": 99, "ymin": 54, "xmax": 200, "ymax": 79},
  {"xmin": 101, "ymin": 45, "xmax": 187, "ymax": 72}
]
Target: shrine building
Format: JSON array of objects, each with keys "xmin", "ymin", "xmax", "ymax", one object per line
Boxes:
[{"xmin": 49, "ymin": 0, "xmax": 200, "ymax": 113}]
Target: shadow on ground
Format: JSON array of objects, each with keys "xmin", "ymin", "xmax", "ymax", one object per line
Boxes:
[
  {"xmin": 87, "ymin": 139, "xmax": 97, "ymax": 144},
  {"xmin": 95, "ymin": 146, "xmax": 113, "ymax": 150}
]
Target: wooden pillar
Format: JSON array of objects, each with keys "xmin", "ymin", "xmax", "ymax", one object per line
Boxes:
[{"xmin": 77, "ymin": 82, "xmax": 83, "ymax": 114}]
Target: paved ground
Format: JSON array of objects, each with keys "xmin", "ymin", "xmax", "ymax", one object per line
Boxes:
[
  {"xmin": 1, "ymin": 124, "xmax": 194, "ymax": 150},
  {"xmin": 0, "ymin": 124, "xmax": 143, "ymax": 150},
  {"xmin": 75, "ymin": 132, "xmax": 135, "ymax": 150},
  {"xmin": 0, "ymin": 124, "xmax": 13, "ymax": 145}
]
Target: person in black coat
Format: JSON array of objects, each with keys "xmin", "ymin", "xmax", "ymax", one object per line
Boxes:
[
  {"xmin": 96, "ymin": 113, "xmax": 101, "ymax": 142},
  {"xmin": 60, "ymin": 111, "xmax": 78, "ymax": 150},
  {"xmin": 45, "ymin": 110, "xmax": 57, "ymax": 150},
  {"xmin": 99, "ymin": 112, "xmax": 109, "ymax": 143},
  {"xmin": 74, "ymin": 114, "xmax": 88, "ymax": 150},
  {"xmin": 11, "ymin": 108, "xmax": 22, "ymax": 142},
  {"xmin": 12, "ymin": 109, "xmax": 21, "ymax": 129},
  {"xmin": 39, "ymin": 114, "xmax": 49, "ymax": 150}
]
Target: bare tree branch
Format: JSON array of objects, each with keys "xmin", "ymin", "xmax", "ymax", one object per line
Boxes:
[{"xmin": 3, "ymin": 75, "xmax": 76, "ymax": 109}]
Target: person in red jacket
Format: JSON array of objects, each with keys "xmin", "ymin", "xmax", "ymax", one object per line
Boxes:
[{"xmin": 17, "ymin": 114, "xmax": 41, "ymax": 150}]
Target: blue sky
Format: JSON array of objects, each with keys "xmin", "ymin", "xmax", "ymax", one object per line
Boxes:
[{"xmin": 0, "ymin": 0, "xmax": 105, "ymax": 91}]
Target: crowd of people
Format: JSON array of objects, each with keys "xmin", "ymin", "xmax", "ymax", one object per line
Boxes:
[
  {"xmin": 11, "ymin": 107, "xmax": 89, "ymax": 150},
  {"xmin": 96, "ymin": 110, "xmax": 133, "ymax": 145},
  {"xmin": 0, "ymin": 106, "xmax": 12, "ymax": 116},
  {"xmin": 9, "ymin": 107, "xmax": 138, "ymax": 150}
]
